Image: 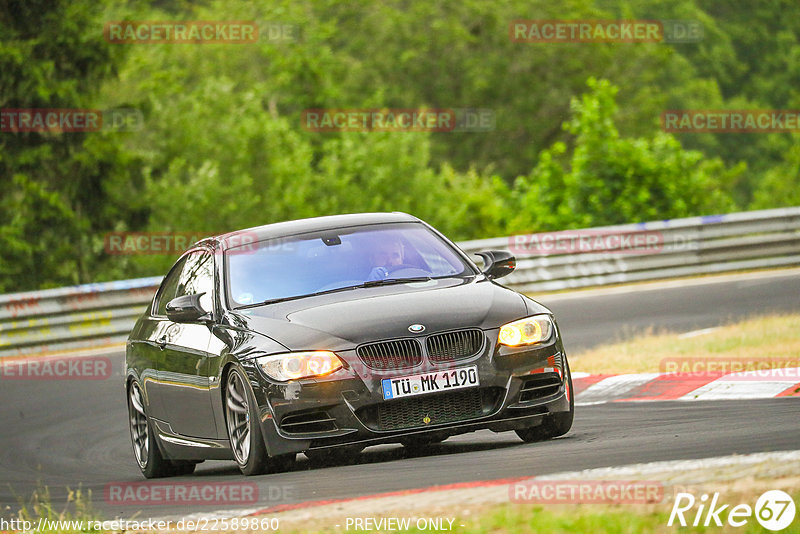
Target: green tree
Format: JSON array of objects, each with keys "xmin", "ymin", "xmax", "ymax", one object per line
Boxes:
[
  {"xmin": 751, "ymin": 140, "xmax": 800, "ymax": 209},
  {"xmin": 0, "ymin": 0, "xmax": 136, "ymax": 291},
  {"xmin": 7, "ymin": 0, "xmax": 797, "ymax": 291},
  {"xmin": 508, "ymin": 78, "xmax": 740, "ymax": 232}
]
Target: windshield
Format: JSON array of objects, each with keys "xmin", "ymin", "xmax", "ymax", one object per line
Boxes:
[{"xmin": 225, "ymin": 222, "xmax": 474, "ymax": 308}]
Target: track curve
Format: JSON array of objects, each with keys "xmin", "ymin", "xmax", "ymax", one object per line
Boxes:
[{"xmin": 2, "ymin": 270, "xmax": 799, "ymax": 519}]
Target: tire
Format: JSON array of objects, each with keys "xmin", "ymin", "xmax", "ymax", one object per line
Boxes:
[
  {"xmin": 515, "ymin": 359, "xmax": 574, "ymax": 443},
  {"xmin": 127, "ymin": 381, "xmax": 175, "ymax": 479},
  {"xmin": 225, "ymin": 367, "xmax": 270, "ymax": 476},
  {"xmin": 304, "ymin": 445, "xmax": 363, "ymax": 465}
]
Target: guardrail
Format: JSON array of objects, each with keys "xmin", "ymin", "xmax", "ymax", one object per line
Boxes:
[
  {"xmin": 0, "ymin": 278, "xmax": 162, "ymax": 358},
  {"xmin": 1, "ymin": 207, "xmax": 799, "ymax": 358},
  {"xmin": 459, "ymin": 206, "xmax": 800, "ymax": 293}
]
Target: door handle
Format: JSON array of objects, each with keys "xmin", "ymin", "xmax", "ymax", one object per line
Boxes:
[{"xmin": 157, "ymin": 336, "xmax": 167, "ymax": 350}]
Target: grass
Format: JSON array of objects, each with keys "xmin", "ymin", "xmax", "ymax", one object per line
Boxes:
[
  {"xmin": 8, "ymin": 484, "xmax": 99, "ymax": 533},
  {"xmin": 422, "ymin": 499, "xmax": 800, "ymax": 534},
  {"xmin": 569, "ymin": 314, "xmax": 800, "ymax": 375},
  {"xmin": 279, "ymin": 493, "xmax": 800, "ymax": 534},
  {"xmin": 11, "ymin": 487, "xmax": 799, "ymax": 533}
]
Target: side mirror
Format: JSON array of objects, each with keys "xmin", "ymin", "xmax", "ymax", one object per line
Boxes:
[
  {"xmin": 476, "ymin": 250, "xmax": 516, "ymax": 280},
  {"xmin": 166, "ymin": 293, "xmax": 211, "ymax": 323}
]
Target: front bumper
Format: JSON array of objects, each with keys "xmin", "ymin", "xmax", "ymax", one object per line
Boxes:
[{"xmin": 246, "ymin": 328, "xmax": 571, "ymax": 457}]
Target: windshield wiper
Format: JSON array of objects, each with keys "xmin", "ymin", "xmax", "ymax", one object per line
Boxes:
[
  {"xmin": 235, "ymin": 277, "xmax": 434, "ymax": 309},
  {"xmin": 236, "ymin": 285, "xmax": 361, "ymax": 309},
  {"xmin": 359, "ymin": 276, "xmax": 432, "ymax": 287}
]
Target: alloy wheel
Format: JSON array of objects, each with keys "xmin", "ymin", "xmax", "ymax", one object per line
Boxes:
[
  {"xmin": 226, "ymin": 371, "xmax": 251, "ymax": 465},
  {"xmin": 128, "ymin": 383, "xmax": 149, "ymax": 468}
]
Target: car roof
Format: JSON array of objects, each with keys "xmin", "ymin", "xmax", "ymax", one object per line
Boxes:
[{"xmin": 196, "ymin": 212, "xmax": 421, "ymax": 250}]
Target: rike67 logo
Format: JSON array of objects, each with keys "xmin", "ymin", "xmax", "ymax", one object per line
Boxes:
[{"xmin": 669, "ymin": 490, "xmax": 796, "ymax": 531}]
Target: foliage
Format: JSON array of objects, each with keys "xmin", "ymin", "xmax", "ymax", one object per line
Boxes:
[
  {"xmin": 508, "ymin": 78, "xmax": 740, "ymax": 232},
  {"xmin": 0, "ymin": 0, "xmax": 135, "ymax": 290},
  {"xmin": 1, "ymin": 0, "xmax": 798, "ymax": 290}
]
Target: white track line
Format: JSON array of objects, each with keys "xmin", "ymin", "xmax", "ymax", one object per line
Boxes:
[
  {"xmin": 575, "ymin": 373, "xmax": 660, "ymax": 405},
  {"xmin": 532, "ymin": 450, "xmax": 800, "ymax": 481},
  {"xmin": 681, "ymin": 368, "xmax": 800, "ymax": 400},
  {"xmin": 140, "ymin": 452, "xmax": 800, "ymax": 524},
  {"xmin": 678, "ymin": 327, "xmax": 720, "ymax": 339}
]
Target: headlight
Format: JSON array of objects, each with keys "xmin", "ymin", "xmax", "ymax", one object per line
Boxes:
[
  {"xmin": 255, "ymin": 351, "xmax": 343, "ymax": 381},
  {"xmin": 498, "ymin": 315, "xmax": 553, "ymax": 347}
]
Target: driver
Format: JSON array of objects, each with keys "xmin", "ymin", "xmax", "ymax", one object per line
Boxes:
[{"xmin": 367, "ymin": 239, "xmax": 405, "ymax": 280}]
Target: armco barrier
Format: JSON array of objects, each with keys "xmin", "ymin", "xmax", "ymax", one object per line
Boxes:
[
  {"xmin": 1, "ymin": 208, "xmax": 799, "ymax": 357},
  {"xmin": 0, "ymin": 277, "xmax": 162, "ymax": 357},
  {"xmin": 459, "ymin": 207, "xmax": 800, "ymax": 292}
]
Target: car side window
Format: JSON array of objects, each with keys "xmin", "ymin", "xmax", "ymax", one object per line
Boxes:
[
  {"xmin": 153, "ymin": 257, "xmax": 187, "ymax": 316},
  {"xmin": 174, "ymin": 250, "xmax": 215, "ymax": 313}
]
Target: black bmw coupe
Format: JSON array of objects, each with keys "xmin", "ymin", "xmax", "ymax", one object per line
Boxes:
[{"xmin": 125, "ymin": 212, "xmax": 573, "ymax": 477}]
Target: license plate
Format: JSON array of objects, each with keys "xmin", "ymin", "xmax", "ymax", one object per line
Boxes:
[{"xmin": 381, "ymin": 366, "xmax": 479, "ymax": 400}]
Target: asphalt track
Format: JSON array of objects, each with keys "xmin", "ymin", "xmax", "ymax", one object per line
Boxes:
[{"xmin": 1, "ymin": 270, "xmax": 799, "ymax": 520}]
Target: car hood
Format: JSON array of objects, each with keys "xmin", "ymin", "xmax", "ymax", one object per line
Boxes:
[{"xmin": 229, "ymin": 278, "xmax": 541, "ymax": 352}]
